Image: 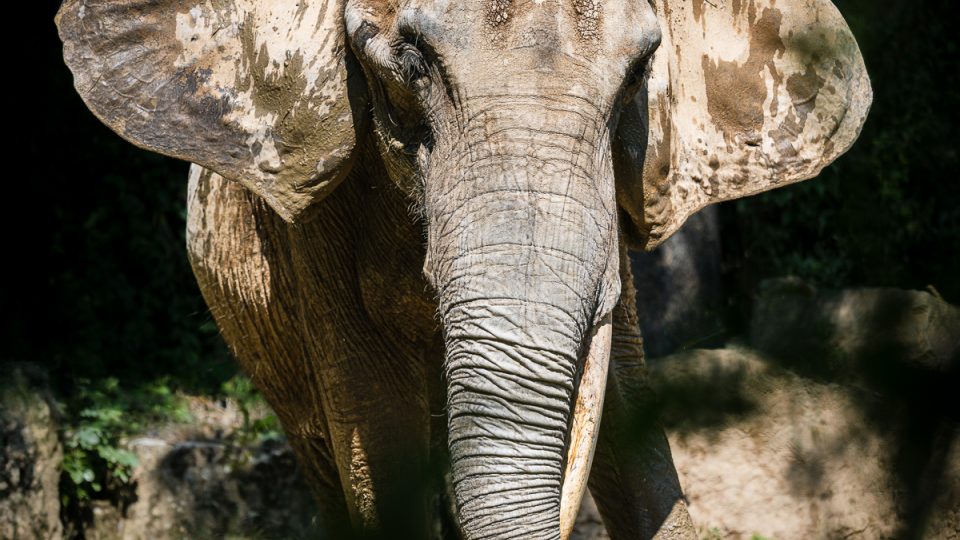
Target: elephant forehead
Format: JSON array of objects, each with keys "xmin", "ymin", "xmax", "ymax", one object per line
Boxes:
[
  {"xmin": 402, "ymin": 0, "xmax": 658, "ymax": 69},
  {"xmin": 486, "ymin": 0, "xmax": 601, "ymax": 40}
]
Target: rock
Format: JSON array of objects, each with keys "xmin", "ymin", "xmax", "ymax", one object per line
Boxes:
[
  {"xmin": 81, "ymin": 402, "xmax": 318, "ymax": 540},
  {"xmin": 571, "ymin": 492, "xmax": 609, "ymax": 540},
  {"xmin": 924, "ymin": 436, "xmax": 960, "ymax": 540},
  {"xmin": 648, "ymin": 346, "xmax": 959, "ymax": 539},
  {"xmin": 749, "ymin": 277, "xmax": 960, "ymax": 378},
  {"xmin": 85, "ymin": 501, "xmax": 123, "ymax": 540},
  {"xmin": 0, "ymin": 365, "xmax": 64, "ymax": 540},
  {"xmin": 632, "ymin": 206, "xmax": 726, "ymax": 358},
  {"xmin": 84, "ymin": 437, "xmax": 178, "ymax": 540},
  {"xmin": 156, "ymin": 437, "xmax": 317, "ymax": 538}
]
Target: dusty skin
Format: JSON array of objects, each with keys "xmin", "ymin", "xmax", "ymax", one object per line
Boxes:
[{"xmin": 57, "ymin": 0, "xmax": 870, "ymax": 538}]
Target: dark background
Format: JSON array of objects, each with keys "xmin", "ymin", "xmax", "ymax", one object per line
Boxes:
[{"xmin": 3, "ymin": 0, "xmax": 958, "ymax": 524}]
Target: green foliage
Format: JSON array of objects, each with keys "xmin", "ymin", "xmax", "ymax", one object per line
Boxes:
[
  {"xmin": 702, "ymin": 527, "xmax": 725, "ymax": 540},
  {"xmin": 221, "ymin": 375, "xmax": 282, "ymax": 444},
  {"xmin": 60, "ymin": 377, "xmax": 192, "ymax": 506},
  {"xmin": 57, "ymin": 373, "xmax": 279, "ymax": 516}
]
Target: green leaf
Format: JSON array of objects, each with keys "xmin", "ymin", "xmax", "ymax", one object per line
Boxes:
[{"xmin": 75, "ymin": 427, "xmax": 101, "ymax": 448}]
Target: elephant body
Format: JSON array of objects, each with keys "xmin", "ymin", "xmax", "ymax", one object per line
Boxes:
[
  {"xmin": 57, "ymin": 0, "xmax": 870, "ymax": 538},
  {"xmin": 186, "ymin": 141, "xmax": 690, "ymax": 538}
]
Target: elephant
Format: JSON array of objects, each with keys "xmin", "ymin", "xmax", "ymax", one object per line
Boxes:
[{"xmin": 56, "ymin": 0, "xmax": 871, "ymax": 538}]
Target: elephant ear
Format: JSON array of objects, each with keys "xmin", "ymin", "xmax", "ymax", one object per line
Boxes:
[
  {"xmin": 616, "ymin": 0, "xmax": 872, "ymax": 249},
  {"xmin": 56, "ymin": 0, "xmax": 365, "ymax": 222}
]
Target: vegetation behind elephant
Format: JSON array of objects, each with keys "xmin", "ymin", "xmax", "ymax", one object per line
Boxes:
[{"xmin": 56, "ymin": 0, "xmax": 870, "ymax": 538}]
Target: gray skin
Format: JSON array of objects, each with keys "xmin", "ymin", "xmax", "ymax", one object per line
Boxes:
[
  {"xmin": 57, "ymin": 0, "xmax": 871, "ymax": 537},
  {"xmin": 186, "ymin": 2, "xmax": 689, "ymax": 537}
]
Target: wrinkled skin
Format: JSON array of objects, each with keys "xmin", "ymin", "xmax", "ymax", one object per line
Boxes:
[
  {"xmin": 356, "ymin": 4, "xmax": 664, "ymax": 537},
  {"xmin": 57, "ymin": 0, "xmax": 870, "ymax": 538}
]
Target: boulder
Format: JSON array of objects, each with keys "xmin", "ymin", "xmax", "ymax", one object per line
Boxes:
[
  {"xmin": 0, "ymin": 365, "xmax": 64, "ymax": 540},
  {"xmin": 632, "ymin": 206, "xmax": 726, "ymax": 358},
  {"xmin": 82, "ymin": 402, "xmax": 318, "ymax": 540},
  {"xmin": 749, "ymin": 277, "xmax": 960, "ymax": 378},
  {"xmin": 649, "ymin": 346, "xmax": 959, "ymax": 539}
]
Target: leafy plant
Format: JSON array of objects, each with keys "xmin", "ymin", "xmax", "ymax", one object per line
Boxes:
[
  {"xmin": 702, "ymin": 527, "xmax": 724, "ymax": 540},
  {"xmin": 221, "ymin": 375, "xmax": 281, "ymax": 444},
  {"xmin": 60, "ymin": 377, "xmax": 192, "ymax": 506}
]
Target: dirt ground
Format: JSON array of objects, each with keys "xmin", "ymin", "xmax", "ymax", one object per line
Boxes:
[{"xmin": 573, "ymin": 346, "xmax": 959, "ymax": 540}]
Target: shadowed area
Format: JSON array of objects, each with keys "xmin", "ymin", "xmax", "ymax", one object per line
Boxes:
[{"xmin": 631, "ymin": 280, "xmax": 959, "ymax": 539}]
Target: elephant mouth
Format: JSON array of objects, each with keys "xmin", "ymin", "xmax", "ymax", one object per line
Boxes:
[
  {"xmin": 368, "ymin": 76, "xmax": 431, "ymax": 157},
  {"xmin": 559, "ymin": 313, "xmax": 613, "ymax": 539}
]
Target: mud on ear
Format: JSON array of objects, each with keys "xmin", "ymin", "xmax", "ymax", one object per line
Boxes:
[
  {"xmin": 56, "ymin": 0, "xmax": 367, "ymax": 222},
  {"xmin": 616, "ymin": 0, "xmax": 872, "ymax": 249}
]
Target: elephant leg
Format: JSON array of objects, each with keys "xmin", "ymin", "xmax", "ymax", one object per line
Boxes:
[
  {"xmin": 587, "ymin": 242, "xmax": 696, "ymax": 539},
  {"xmin": 300, "ymin": 320, "xmax": 434, "ymax": 538},
  {"xmin": 189, "ymin": 165, "xmax": 436, "ymax": 537},
  {"xmin": 186, "ymin": 167, "xmax": 350, "ymax": 536},
  {"xmin": 286, "ymin": 175, "xmax": 435, "ymax": 539}
]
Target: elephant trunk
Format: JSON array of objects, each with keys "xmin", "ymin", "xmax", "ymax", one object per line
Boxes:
[{"xmin": 423, "ymin": 107, "xmax": 620, "ymax": 539}]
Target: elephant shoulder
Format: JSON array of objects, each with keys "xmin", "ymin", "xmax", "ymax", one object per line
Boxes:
[{"xmin": 186, "ymin": 165, "xmax": 294, "ymax": 312}]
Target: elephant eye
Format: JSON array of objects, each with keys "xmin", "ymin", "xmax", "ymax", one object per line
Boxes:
[
  {"xmin": 398, "ymin": 42, "xmax": 429, "ymax": 88},
  {"xmin": 621, "ymin": 57, "xmax": 651, "ymax": 103}
]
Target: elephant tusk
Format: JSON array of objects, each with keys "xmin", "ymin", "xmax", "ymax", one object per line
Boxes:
[{"xmin": 559, "ymin": 313, "xmax": 613, "ymax": 539}]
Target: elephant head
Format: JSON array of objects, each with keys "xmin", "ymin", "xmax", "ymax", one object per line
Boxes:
[{"xmin": 57, "ymin": 0, "xmax": 870, "ymax": 538}]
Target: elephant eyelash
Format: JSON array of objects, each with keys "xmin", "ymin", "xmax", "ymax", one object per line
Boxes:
[
  {"xmin": 397, "ymin": 28, "xmax": 449, "ymax": 90},
  {"xmin": 625, "ymin": 56, "xmax": 652, "ymax": 88},
  {"xmin": 398, "ymin": 43, "xmax": 429, "ymax": 87},
  {"xmin": 621, "ymin": 56, "xmax": 653, "ymax": 102}
]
